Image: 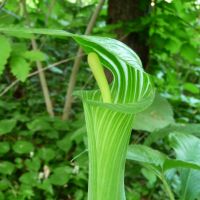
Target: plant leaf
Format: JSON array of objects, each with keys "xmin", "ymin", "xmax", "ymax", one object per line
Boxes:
[
  {"xmin": 145, "ymin": 123, "xmax": 200, "ymax": 145},
  {"xmin": 23, "ymin": 50, "xmax": 47, "ymax": 61},
  {"xmin": 127, "ymin": 144, "xmax": 200, "ymax": 172},
  {"xmin": 133, "ymin": 93, "xmax": 174, "ymax": 132},
  {"xmin": 0, "ymin": 27, "xmax": 72, "ymax": 38},
  {"xmin": 0, "ymin": 35, "xmax": 11, "ymax": 75},
  {"xmin": 50, "ymin": 166, "xmax": 71, "ymax": 186},
  {"xmin": 169, "ymin": 133, "xmax": 200, "ymax": 200},
  {"xmin": 180, "ymin": 43, "xmax": 198, "ymax": 62},
  {"xmin": 0, "ymin": 119, "xmax": 16, "ymax": 135},
  {"xmin": 10, "ymin": 57, "xmax": 31, "ymax": 82},
  {"xmin": 0, "ymin": 161, "xmax": 15, "ymax": 175},
  {"xmin": 0, "ymin": 142, "xmax": 10, "ymax": 154},
  {"xmin": 127, "ymin": 144, "xmax": 166, "ymax": 167},
  {"xmin": 13, "ymin": 141, "xmax": 34, "ymax": 154},
  {"xmin": 38, "ymin": 148, "xmax": 55, "ymax": 162}
]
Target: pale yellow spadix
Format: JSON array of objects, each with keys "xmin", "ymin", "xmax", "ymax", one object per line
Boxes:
[{"xmin": 87, "ymin": 52, "xmax": 112, "ymax": 103}]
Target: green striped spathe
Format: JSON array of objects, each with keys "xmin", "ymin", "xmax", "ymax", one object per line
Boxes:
[{"xmin": 73, "ymin": 35, "xmax": 155, "ymax": 200}]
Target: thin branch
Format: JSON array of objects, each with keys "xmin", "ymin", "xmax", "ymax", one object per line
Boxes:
[
  {"xmin": 39, "ymin": 0, "xmax": 57, "ymax": 50},
  {"xmin": 0, "ymin": 80, "xmax": 18, "ymax": 97},
  {"xmin": 31, "ymin": 39, "xmax": 55, "ymax": 117},
  {"xmin": 22, "ymin": 0, "xmax": 54, "ymax": 117},
  {"xmin": 62, "ymin": 0, "xmax": 106, "ymax": 120},
  {"xmin": 45, "ymin": 0, "xmax": 56, "ymax": 25},
  {"xmin": 0, "ymin": 56, "xmax": 79, "ymax": 97}
]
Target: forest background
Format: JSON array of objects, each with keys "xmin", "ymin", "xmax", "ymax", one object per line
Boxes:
[{"xmin": 0, "ymin": 0, "xmax": 200, "ymax": 199}]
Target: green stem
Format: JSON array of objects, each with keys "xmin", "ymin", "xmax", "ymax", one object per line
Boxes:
[{"xmin": 161, "ymin": 174, "xmax": 175, "ymax": 200}]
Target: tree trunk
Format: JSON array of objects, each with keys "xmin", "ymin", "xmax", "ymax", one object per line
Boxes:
[{"xmin": 108, "ymin": 0, "xmax": 150, "ymax": 68}]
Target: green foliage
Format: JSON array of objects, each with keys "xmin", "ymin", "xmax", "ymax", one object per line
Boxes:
[
  {"xmin": 0, "ymin": 161, "xmax": 15, "ymax": 175},
  {"xmin": 0, "ymin": 113, "xmax": 87, "ymax": 199},
  {"xmin": 50, "ymin": 166, "xmax": 71, "ymax": 186},
  {"xmin": 13, "ymin": 141, "xmax": 34, "ymax": 154},
  {"xmin": 10, "ymin": 57, "xmax": 31, "ymax": 82},
  {"xmin": 23, "ymin": 50, "xmax": 47, "ymax": 62},
  {"xmin": 127, "ymin": 144, "xmax": 200, "ymax": 172},
  {"xmin": 0, "ymin": 35, "xmax": 11, "ymax": 75},
  {"xmin": 0, "ymin": 119, "xmax": 16, "ymax": 135},
  {"xmin": 149, "ymin": 0, "xmax": 200, "ymax": 123},
  {"xmin": 38, "ymin": 148, "xmax": 55, "ymax": 162},
  {"xmin": 0, "ymin": 0, "xmax": 199, "ymax": 200},
  {"xmin": 180, "ymin": 43, "xmax": 198, "ymax": 62},
  {"xmin": 134, "ymin": 93, "xmax": 174, "ymax": 132},
  {"xmin": 170, "ymin": 133, "xmax": 200, "ymax": 200},
  {"xmin": 0, "ymin": 142, "xmax": 10, "ymax": 154},
  {"xmin": 145, "ymin": 123, "xmax": 200, "ymax": 145},
  {"xmin": 127, "ymin": 136, "xmax": 200, "ymax": 200}
]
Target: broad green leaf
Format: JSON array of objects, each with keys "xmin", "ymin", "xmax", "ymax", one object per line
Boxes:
[
  {"xmin": 183, "ymin": 83, "xmax": 199, "ymax": 94},
  {"xmin": 165, "ymin": 38, "xmax": 181, "ymax": 54},
  {"xmin": 0, "ymin": 35, "xmax": 11, "ymax": 75},
  {"xmin": 127, "ymin": 144, "xmax": 200, "ymax": 200},
  {"xmin": 164, "ymin": 159, "xmax": 200, "ymax": 171},
  {"xmin": 56, "ymin": 133, "xmax": 73, "ymax": 152},
  {"xmin": 25, "ymin": 157, "xmax": 41, "ymax": 171},
  {"xmin": 18, "ymin": 184, "xmax": 34, "ymax": 199},
  {"xmin": 0, "ymin": 179, "xmax": 10, "ymax": 191},
  {"xmin": 0, "ymin": 27, "xmax": 72, "ymax": 38},
  {"xmin": 13, "ymin": 141, "xmax": 34, "ymax": 154},
  {"xmin": 10, "ymin": 57, "xmax": 31, "ymax": 82},
  {"xmin": 180, "ymin": 43, "xmax": 198, "ymax": 62},
  {"xmin": 127, "ymin": 144, "xmax": 200, "ymax": 172},
  {"xmin": 133, "ymin": 94, "xmax": 174, "ymax": 132},
  {"xmin": 0, "ymin": 119, "xmax": 16, "ymax": 135},
  {"xmin": 57, "ymin": 127, "xmax": 86, "ymax": 153},
  {"xmin": 145, "ymin": 123, "xmax": 200, "ymax": 145},
  {"xmin": 0, "ymin": 142, "xmax": 10, "ymax": 154},
  {"xmin": 169, "ymin": 133, "xmax": 200, "ymax": 200},
  {"xmin": 27, "ymin": 117, "xmax": 51, "ymax": 132},
  {"xmin": 0, "ymin": 161, "xmax": 15, "ymax": 175},
  {"xmin": 52, "ymin": 117, "xmax": 70, "ymax": 131},
  {"xmin": 50, "ymin": 166, "xmax": 71, "ymax": 186},
  {"xmin": 19, "ymin": 172, "xmax": 38, "ymax": 186},
  {"xmin": 37, "ymin": 179, "xmax": 53, "ymax": 194},
  {"xmin": 38, "ymin": 148, "xmax": 55, "ymax": 162},
  {"xmin": 127, "ymin": 144, "xmax": 166, "ymax": 167},
  {"xmin": 23, "ymin": 50, "xmax": 46, "ymax": 61}
]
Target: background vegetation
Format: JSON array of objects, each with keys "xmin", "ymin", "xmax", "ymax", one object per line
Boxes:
[{"xmin": 0, "ymin": 0, "xmax": 199, "ymax": 199}]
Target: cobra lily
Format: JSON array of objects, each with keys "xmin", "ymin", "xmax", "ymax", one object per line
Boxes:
[{"xmin": 73, "ymin": 35, "xmax": 155, "ymax": 200}]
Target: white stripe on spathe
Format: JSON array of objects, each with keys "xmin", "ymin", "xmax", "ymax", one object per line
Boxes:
[{"xmin": 73, "ymin": 34, "xmax": 153, "ymax": 106}]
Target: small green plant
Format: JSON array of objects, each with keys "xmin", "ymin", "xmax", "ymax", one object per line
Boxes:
[{"xmin": 72, "ymin": 35, "xmax": 154, "ymax": 199}]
